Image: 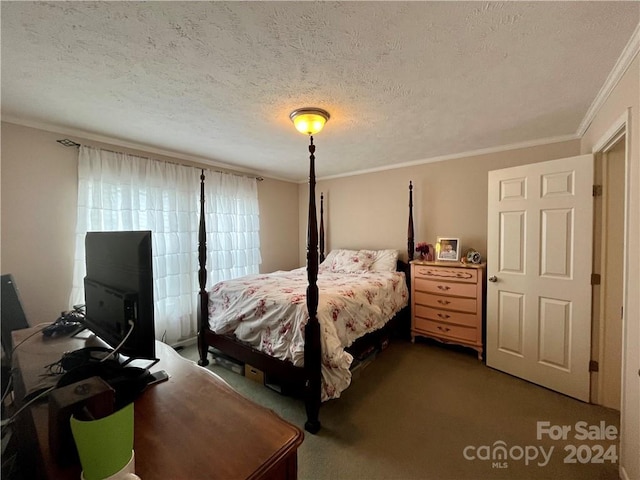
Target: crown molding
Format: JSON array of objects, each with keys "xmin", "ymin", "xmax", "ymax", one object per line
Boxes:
[
  {"xmin": 1, "ymin": 115, "xmax": 288, "ymax": 182},
  {"xmin": 577, "ymin": 22, "xmax": 640, "ymax": 137},
  {"xmin": 310, "ymin": 133, "xmax": 579, "ymax": 183},
  {"xmin": 2, "ymin": 115, "xmax": 581, "ymax": 186}
]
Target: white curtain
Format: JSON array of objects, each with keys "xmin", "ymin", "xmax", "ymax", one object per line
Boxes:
[{"xmin": 70, "ymin": 146, "xmax": 261, "ymax": 345}]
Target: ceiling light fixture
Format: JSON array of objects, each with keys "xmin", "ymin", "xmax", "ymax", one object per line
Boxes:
[{"xmin": 289, "ymin": 108, "xmax": 330, "ymax": 136}]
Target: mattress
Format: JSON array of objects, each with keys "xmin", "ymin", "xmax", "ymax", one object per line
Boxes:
[{"xmin": 208, "ymin": 267, "xmax": 409, "ymax": 400}]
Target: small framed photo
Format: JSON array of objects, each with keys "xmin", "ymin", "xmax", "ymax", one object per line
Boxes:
[{"xmin": 437, "ymin": 237, "xmax": 460, "ymax": 262}]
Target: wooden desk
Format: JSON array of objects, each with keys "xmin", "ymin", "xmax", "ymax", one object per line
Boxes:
[{"xmin": 11, "ymin": 328, "xmax": 303, "ymax": 479}]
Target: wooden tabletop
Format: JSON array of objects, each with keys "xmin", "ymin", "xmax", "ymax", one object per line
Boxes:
[{"xmin": 11, "ymin": 327, "xmax": 304, "ymax": 479}]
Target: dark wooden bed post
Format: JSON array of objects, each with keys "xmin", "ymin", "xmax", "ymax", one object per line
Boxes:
[
  {"xmin": 197, "ymin": 170, "xmax": 210, "ymax": 367},
  {"xmin": 319, "ymin": 193, "xmax": 325, "ymax": 264},
  {"xmin": 407, "ymin": 181, "xmax": 415, "ymax": 261},
  {"xmin": 304, "ymin": 136, "xmax": 322, "ymax": 434}
]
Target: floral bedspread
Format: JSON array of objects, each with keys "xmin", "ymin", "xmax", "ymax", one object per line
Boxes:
[{"xmin": 208, "ymin": 268, "xmax": 408, "ymax": 400}]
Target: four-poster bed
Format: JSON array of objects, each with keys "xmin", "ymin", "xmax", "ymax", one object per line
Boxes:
[
  {"xmin": 196, "ymin": 169, "xmax": 415, "ymax": 433},
  {"xmin": 196, "ymin": 108, "xmax": 415, "ymax": 432}
]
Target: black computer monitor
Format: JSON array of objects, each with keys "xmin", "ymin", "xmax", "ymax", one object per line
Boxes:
[{"xmin": 84, "ymin": 231, "xmax": 156, "ymax": 361}]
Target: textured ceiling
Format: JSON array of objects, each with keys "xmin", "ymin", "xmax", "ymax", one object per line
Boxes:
[{"xmin": 2, "ymin": 2, "xmax": 639, "ymax": 181}]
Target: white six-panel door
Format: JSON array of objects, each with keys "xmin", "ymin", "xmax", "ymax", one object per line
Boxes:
[{"xmin": 486, "ymin": 154, "xmax": 593, "ymax": 401}]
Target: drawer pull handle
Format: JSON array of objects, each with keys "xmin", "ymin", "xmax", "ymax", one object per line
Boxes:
[
  {"xmin": 437, "ymin": 313, "xmax": 450, "ymax": 319},
  {"xmin": 437, "ymin": 326, "xmax": 451, "ymax": 332},
  {"xmin": 437, "ymin": 285, "xmax": 450, "ymax": 291},
  {"xmin": 437, "ymin": 300, "xmax": 450, "ymax": 305}
]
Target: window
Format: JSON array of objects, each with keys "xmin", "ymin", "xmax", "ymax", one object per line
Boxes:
[{"xmin": 70, "ymin": 146, "xmax": 260, "ymax": 345}]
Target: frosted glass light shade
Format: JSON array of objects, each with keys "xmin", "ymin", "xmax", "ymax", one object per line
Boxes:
[{"xmin": 289, "ymin": 108, "xmax": 330, "ymax": 135}]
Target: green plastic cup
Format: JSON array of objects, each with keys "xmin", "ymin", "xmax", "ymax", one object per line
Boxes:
[{"xmin": 70, "ymin": 403, "xmax": 135, "ymax": 480}]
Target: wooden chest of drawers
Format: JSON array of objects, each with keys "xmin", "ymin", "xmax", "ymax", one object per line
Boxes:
[{"xmin": 410, "ymin": 261, "xmax": 485, "ymax": 360}]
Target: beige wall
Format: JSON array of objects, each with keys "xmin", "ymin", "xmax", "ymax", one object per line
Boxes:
[
  {"xmin": 580, "ymin": 55, "xmax": 639, "ymax": 480},
  {"xmin": 258, "ymin": 177, "xmax": 299, "ymax": 273},
  {"xmin": 299, "ymin": 139, "xmax": 580, "ymax": 265},
  {"xmin": 1, "ymin": 123, "xmax": 78, "ymax": 324},
  {"xmin": 0, "ymin": 122, "xmax": 300, "ymax": 326}
]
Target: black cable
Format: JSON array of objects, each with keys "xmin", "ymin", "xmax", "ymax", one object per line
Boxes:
[{"xmin": 2, "ymin": 323, "xmax": 54, "ymax": 407}]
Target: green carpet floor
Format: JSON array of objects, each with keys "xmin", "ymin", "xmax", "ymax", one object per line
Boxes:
[{"xmin": 180, "ymin": 339, "xmax": 620, "ymax": 480}]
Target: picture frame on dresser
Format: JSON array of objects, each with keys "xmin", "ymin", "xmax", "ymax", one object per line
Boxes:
[{"xmin": 436, "ymin": 237, "xmax": 460, "ymax": 262}]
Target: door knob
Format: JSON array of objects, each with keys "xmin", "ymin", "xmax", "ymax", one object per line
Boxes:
[{"xmin": 488, "ymin": 275, "xmax": 498, "ymax": 282}]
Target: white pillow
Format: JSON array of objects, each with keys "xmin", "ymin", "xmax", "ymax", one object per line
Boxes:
[
  {"xmin": 322, "ymin": 249, "xmax": 374, "ymax": 273},
  {"xmin": 319, "ymin": 249, "xmax": 339, "ymax": 272},
  {"xmin": 369, "ymin": 249, "xmax": 399, "ymax": 272}
]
